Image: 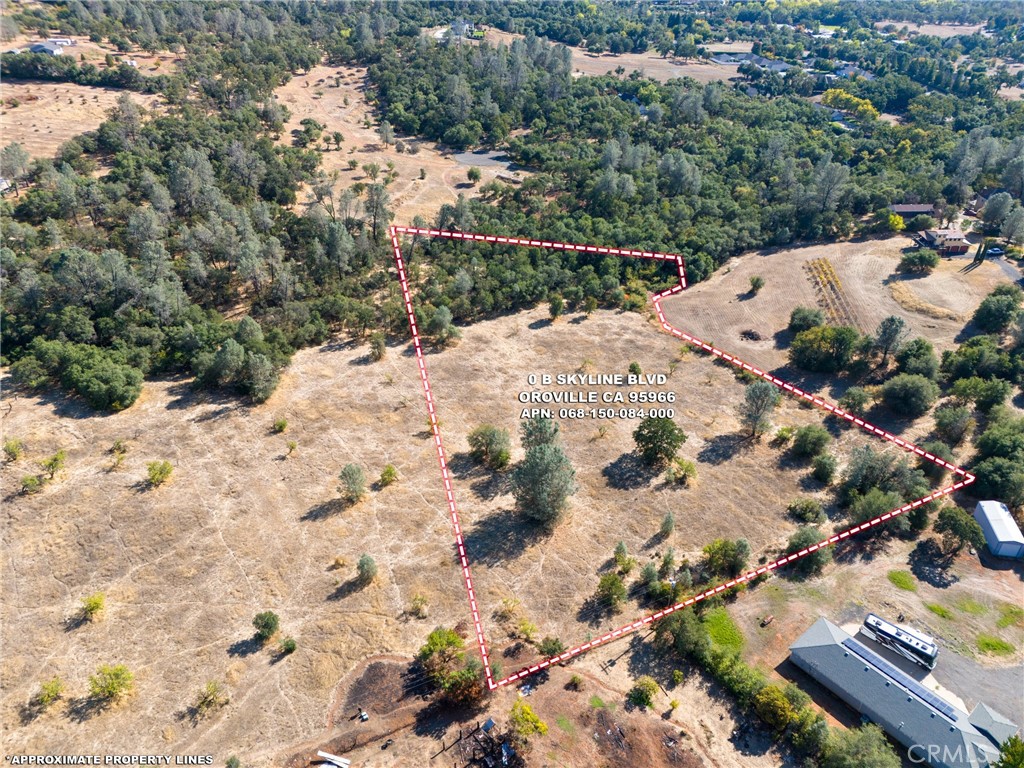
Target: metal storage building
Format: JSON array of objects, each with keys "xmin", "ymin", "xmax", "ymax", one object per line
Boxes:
[{"xmin": 973, "ymin": 501, "xmax": 1024, "ymax": 560}]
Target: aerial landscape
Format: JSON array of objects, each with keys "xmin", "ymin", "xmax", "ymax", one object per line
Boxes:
[{"xmin": 1, "ymin": 2, "xmax": 1023, "ymax": 768}]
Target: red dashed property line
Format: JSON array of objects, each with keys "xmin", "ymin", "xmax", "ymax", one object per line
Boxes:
[{"xmin": 388, "ymin": 225, "xmax": 975, "ymax": 691}]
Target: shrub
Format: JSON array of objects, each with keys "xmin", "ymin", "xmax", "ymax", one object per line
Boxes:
[
  {"xmin": 749, "ymin": 275, "xmax": 765, "ymax": 294},
  {"xmin": 369, "ymin": 332, "xmax": 386, "ymax": 361},
  {"xmin": 672, "ymin": 669, "xmax": 685, "ymax": 686},
  {"xmin": 81, "ymin": 592, "xmax": 105, "ymax": 621},
  {"xmin": 753, "ymin": 685, "xmax": 794, "ymax": 732},
  {"xmin": 568, "ymin": 674, "xmax": 583, "ymax": 690},
  {"xmin": 538, "ymin": 636, "xmax": 566, "ymax": 657},
  {"xmin": 633, "ymin": 416, "xmax": 687, "ymax": 466},
  {"xmin": 338, "ymin": 463, "xmax": 366, "ymax": 502},
  {"xmin": 899, "ymin": 248, "xmax": 940, "ymax": 273},
  {"xmin": 3, "ymin": 438, "xmax": 25, "ymax": 461},
  {"xmin": 784, "ymin": 527, "xmax": 832, "ymax": 578},
  {"xmin": 813, "ymin": 454, "xmax": 837, "ymax": 484},
  {"xmin": 272, "ymin": 418, "xmax": 288, "ymax": 433},
  {"xmin": 613, "ymin": 541, "xmax": 635, "ymax": 574},
  {"xmin": 792, "ymin": 425, "xmax": 831, "ymax": 458},
  {"xmin": 627, "ymin": 675, "xmax": 659, "ymax": 709},
  {"xmin": 509, "ymin": 700, "xmax": 548, "ymax": 739},
  {"xmin": 467, "ymin": 166, "xmax": 481, "ymax": 184},
  {"xmin": 823, "ymin": 723, "xmax": 900, "ymax": 768},
  {"xmin": 89, "ymin": 664, "xmax": 134, "ymax": 702},
  {"xmin": 660, "ymin": 511, "xmax": 675, "ymax": 537},
  {"xmin": 35, "ymin": 676, "xmax": 65, "ymax": 709},
  {"xmin": 918, "ymin": 440, "xmax": 953, "ymax": 480},
  {"xmin": 467, "ymin": 424, "xmax": 511, "ymax": 469},
  {"xmin": 252, "ymin": 611, "xmax": 280, "ymax": 643},
  {"xmin": 886, "ymin": 570, "xmax": 916, "ymax": 591},
  {"xmin": 379, "ymin": 464, "xmax": 398, "ymax": 487},
  {"xmin": 596, "ymin": 573, "xmax": 627, "ymax": 610},
  {"xmin": 357, "ymin": 554, "xmax": 377, "ymax": 584},
  {"xmin": 666, "ymin": 458, "xmax": 697, "ymax": 485},
  {"xmin": 951, "ymin": 376, "xmax": 1012, "ymax": 412},
  {"xmin": 194, "ymin": 681, "xmax": 228, "ymax": 718},
  {"xmin": 629, "ymin": 361, "xmax": 642, "ymax": 376},
  {"xmin": 702, "ymin": 538, "xmax": 750, "ymax": 578},
  {"xmin": 838, "ymin": 386, "xmax": 870, "ymax": 416},
  {"xmin": 895, "ymin": 338, "xmax": 939, "ymax": 379},
  {"xmin": 21, "ymin": 475, "xmax": 43, "ymax": 494},
  {"xmin": 789, "ymin": 306, "xmax": 824, "ymax": 333},
  {"xmin": 42, "ymin": 450, "xmax": 66, "ymax": 479},
  {"xmin": 880, "ymin": 374, "xmax": 939, "ymax": 418},
  {"xmin": 790, "ymin": 325, "xmax": 860, "ymax": 372},
  {"xmin": 549, "ymin": 294, "xmax": 564, "ymax": 320},
  {"xmin": 147, "ymin": 460, "xmax": 173, "ymax": 487},
  {"xmin": 934, "ymin": 404, "xmax": 975, "ymax": 445},
  {"xmin": 788, "ymin": 498, "xmax": 826, "ymax": 524},
  {"xmin": 279, "ymin": 637, "xmax": 297, "ymax": 655}
]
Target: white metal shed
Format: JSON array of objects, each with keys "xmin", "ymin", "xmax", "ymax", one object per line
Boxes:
[{"xmin": 973, "ymin": 500, "xmax": 1024, "ymax": 560}]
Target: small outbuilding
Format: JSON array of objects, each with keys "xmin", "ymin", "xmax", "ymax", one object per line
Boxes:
[
  {"xmin": 29, "ymin": 42, "xmax": 63, "ymax": 56},
  {"xmin": 973, "ymin": 500, "xmax": 1024, "ymax": 560}
]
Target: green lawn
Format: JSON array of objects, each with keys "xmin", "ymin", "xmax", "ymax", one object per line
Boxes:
[
  {"xmin": 555, "ymin": 715, "xmax": 575, "ymax": 734},
  {"xmin": 589, "ymin": 695, "xmax": 607, "ymax": 709},
  {"xmin": 977, "ymin": 634, "xmax": 1015, "ymax": 656},
  {"xmin": 997, "ymin": 604, "xmax": 1024, "ymax": 629},
  {"xmin": 704, "ymin": 606, "xmax": 745, "ymax": 655},
  {"xmin": 926, "ymin": 603, "xmax": 954, "ymax": 620},
  {"xmin": 887, "ymin": 570, "xmax": 917, "ymax": 592},
  {"xmin": 955, "ymin": 597, "xmax": 987, "ymax": 615}
]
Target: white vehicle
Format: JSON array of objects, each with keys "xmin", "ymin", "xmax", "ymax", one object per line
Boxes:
[{"xmin": 862, "ymin": 613, "xmax": 938, "ymax": 670}]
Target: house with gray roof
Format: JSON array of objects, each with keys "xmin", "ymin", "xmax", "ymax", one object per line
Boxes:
[
  {"xmin": 29, "ymin": 41, "xmax": 63, "ymax": 56},
  {"xmin": 973, "ymin": 501, "xmax": 1024, "ymax": 560},
  {"xmin": 790, "ymin": 618, "xmax": 1016, "ymax": 768}
]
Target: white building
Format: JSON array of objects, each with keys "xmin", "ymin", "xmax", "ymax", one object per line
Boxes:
[{"xmin": 973, "ymin": 500, "xmax": 1024, "ymax": 560}]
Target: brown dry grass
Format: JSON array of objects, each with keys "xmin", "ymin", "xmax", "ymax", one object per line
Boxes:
[
  {"xmin": 874, "ymin": 21, "xmax": 986, "ymax": 38},
  {"xmin": 1, "ymin": 81, "xmax": 162, "ymax": 160},
  {"xmin": 5, "ymin": 33, "xmax": 181, "ymax": 73},
  {"xmin": 889, "ymin": 281, "xmax": 964, "ymax": 321},
  {"xmin": 274, "ymin": 65, "xmax": 518, "ymax": 224}
]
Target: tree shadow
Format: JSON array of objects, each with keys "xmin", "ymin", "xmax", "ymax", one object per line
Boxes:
[
  {"xmin": 575, "ymin": 594, "xmax": 616, "ymax": 627},
  {"xmin": 447, "ymin": 452, "xmax": 511, "ymax": 500},
  {"xmin": 528, "ymin": 318, "xmax": 552, "ymax": 330},
  {"xmin": 227, "ymin": 636, "xmax": 263, "ymax": 657},
  {"xmin": 695, "ymin": 434, "xmax": 748, "ymax": 465},
  {"xmin": 329, "ymin": 577, "xmax": 367, "ymax": 601},
  {"xmin": 461, "ymin": 510, "xmax": 547, "ymax": 567},
  {"xmin": 833, "ymin": 532, "xmax": 889, "ymax": 563},
  {"xmin": 302, "ymin": 498, "xmax": 347, "ymax": 521},
  {"xmin": 602, "ymin": 452, "xmax": 658, "ymax": 490},
  {"xmin": 908, "ymin": 539, "xmax": 959, "ymax": 588},
  {"xmin": 412, "ymin": 699, "xmax": 480, "ymax": 739},
  {"xmin": 65, "ymin": 696, "xmax": 107, "ymax": 723}
]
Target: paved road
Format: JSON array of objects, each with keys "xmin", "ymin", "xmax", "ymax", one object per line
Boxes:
[
  {"xmin": 947, "ymin": 252, "xmax": 1024, "ymax": 284},
  {"xmin": 931, "ymin": 652, "xmax": 1024, "ymax": 725}
]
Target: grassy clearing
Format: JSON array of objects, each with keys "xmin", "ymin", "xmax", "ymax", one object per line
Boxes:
[
  {"xmin": 997, "ymin": 604, "xmax": 1024, "ymax": 629},
  {"xmin": 555, "ymin": 715, "xmax": 575, "ymax": 734},
  {"xmin": 926, "ymin": 603, "xmax": 954, "ymax": 620},
  {"xmin": 589, "ymin": 695, "xmax": 607, "ymax": 709},
  {"xmin": 955, "ymin": 597, "xmax": 987, "ymax": 615},
  {"xmin": 887, "ymin": 570, "xmax": 917, "ymax": 592},
  {"xmin": 977, "ymin": 634, "xmax": 1015, "ymax": 656},
  {"xmin": 704, "ymin": 607, "xmax": 745, "ymax": 655}
]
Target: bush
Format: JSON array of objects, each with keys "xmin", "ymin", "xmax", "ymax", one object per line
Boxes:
[
  {"xmin": 973, "ymin": 288, "xmax": 1022, "ymax": 332},
  {"xmin": 272, "ymin": 418, "xmax": 288, "ymax": 433},
  {"xmin": 357, "ymin": 554, "xmax": 378, "ymax": 584},
  {"xmin": 813, "ymin": 454, "xmax": 836, "ymax": 484},
  {"xmin": 666, "ymin": 458, "xmax": 697, "ymax": 485},
  {"xmin": 21, "ymin": 475, "xmax": 43, "ymax": 494},
  {"xmin": 792, "ymin": 425, "xmax": 831, "ymax": 458},
  {"xmin": 753, "ymin": 685, "xmax": 794, "ymax": 731},
  {"xmin": 789, "ymin": 306, "xmax": 824, "ymax": 333},
  {"xmin": 880, "ymin": 374, "xmax": 939, "ymax": 417},
  {"xmin": 538, "ymin": 636, "xmax": 566, "ymax": 657},
  {"xmin": 146, "ymin": 460, "xmax": 173, "ymax": 487},
  {"xmin": 279, "ymin": 637, "xmax": 297, "ymax": 655},
  {"xmin": 660, "ymin": 512, "xmax": 675, "ymax": 537},
  {"xmin": 918, "ymin": 440, "xmax": 953, "ymax": 480},
  {"xmin": 633, "ymin": 416, "xmax": 687, "ymax": 466},
  {"xmin": 788, "ymin": 498, "xmax": 826, "ymax": 524},
  {"xmin": 253, "ymin": 611, "xmax": 280, "ymax": 643},
  {"xmin": 89, "ymin": 664, "xmax": 134, "ymax": 702},
  {"xmin": 81, "ymin": 592, "xmax": 105, "ymax": 621},
  {"xmin": 784, "ymin": 527, "xmax": 832, "ymax": 578},
  {"xmin": 790, "ymin": 325, "xmax": 860, "ymax": 372},
  {"xmin": 467, "ymin": 424, "xmax": 511, "ymax": 469},
  {"xmin": 597, "ymin": 573, "xmax": 626, "ymax": 610},
  {"xmin": 549, "ymin": 294, "xmax": 564, "ymax": 320},
  {"xmin": 934, "ymin": 404, "xmax": 975, "ymax": 445},
  {"xmin": 627, "ymin": 675, "xmax": 659, "ymax": 709},
  {"xmin": 369, "ymin": 332, "xmax": 386, "ymax": 361},
  {"xmin": 823, "ymin": 723, "xmax": 900, "ymax": 768},
  {"xmin": 749, "ymin": 275, "xmax": 765, "ymax": 294},
  {"xmin": 35, "ymin": 676, "xmax": 65, "ymax": 709},
  {"xmin": 838, "ymin": 386, "xmax": 870, "ymax": 416},
  {"xmin": 193, "ymin": 680, "xmax": 228, "ymax": 718},
  {"xmin": 951, "ymin": 376, "xmax": 1013, "ymax": 412},
  {"xmin": 3, "ymin": 438, "xmax": 25, "ymax": 462},
  {"xmin": 338, "ymin": 463, "xmax": 366, "ymax": 503},
  {"xmin": 379, "ymin": 464, "xmax": 398, "ymax": 487},
  {"xmin": 42, "ymin": 450, "xmax": 66, "ymax": 479},
  {"xmin": 895, "ymin": 337, "xmax": 938, "ymax": 379},
  {"xmin": 702, "ymin": 538, "xmax": 750, "ymax": 578},
  {"xmin": 899, "ymin": 248, "xmax": 940, "ymax": 273}
]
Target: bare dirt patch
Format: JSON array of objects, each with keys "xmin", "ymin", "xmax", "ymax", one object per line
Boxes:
[
  {"xmin": 274, "ymin": 65, "xmax": 520, "ymax": 223},
  {"xmin": 874, "ymin": 21, "xmax": 986, "ymax": 38},
  {"xmin": 659, "ymin": 236, "xmax": 1011, "ymax": 376},
  {"xmin": 1, "ymin": 81, "xmax": 162, "ymax": 159},
  {"xmin": 5, "ymin": 34, "xmax": 181, "ymax": 73}
]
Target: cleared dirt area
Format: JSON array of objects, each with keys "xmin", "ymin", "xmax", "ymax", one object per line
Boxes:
[
  {"xmin": 4, "ymin": 34, "xmax": 181, "ymax": 73},
  {"xmin": 274, "ymin": 65, "xmax": 519, "ymax": 224},
  {"xmin": 1, "ymin": 81, "xmax": 163, "ymax": 160},
  {"xmin": 660, "ymin": 235, "xmax": 1012, "ymax": 378},
  {"xmin": 874, "ymin": 21, "xmax": 987, "ymax": 38}
]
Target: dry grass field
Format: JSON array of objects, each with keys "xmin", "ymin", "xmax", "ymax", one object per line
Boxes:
[
  {"xmin": 660, "ymin": 235, "xmax": 1011, "ymax": 379},
  {"xmin": 0, "ymin": 81, "xmax": 162, "ymax": 159},
  {"xmin": 4, "ymin": 33, "xmax": 181, "ymax": 73},
  {"xmin": 274, "ymin": 65, "xmax": 518, "ymax": 223},
  {"xmin": 874, "ymin": 21, "xmax": 987, "ymax": 38},
  {"xmin": 2, "ymin": 293, "xmax": 905, "ymax": 765}
]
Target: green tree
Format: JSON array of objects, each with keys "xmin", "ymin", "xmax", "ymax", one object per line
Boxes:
[
  {"xmin": 702, "ymin": 538, "xmax": 750, "ymax": 578},
  {"xmin": 427, "ymin": 306, "xmax": 460, "ymax": 345},
  {"xmin": 784, "ymin": 527, "xmax": 832, "ymax": 578},
  {"xmin": 749, "ymin": 275, "xmax": 765, "ymax": 294},
  {"xmin": 357, "ymin": 554, "xmax": 378, "ymax": 584},
  {"xmin": 253, "ymin": 611, "xmax": 280, "ymax": 643},
  {"xmin": 521, "ymin": 415, "xmax": 559, "ymax": 450},
  {"xmin": 792, "ymin": 425, "xmax": 831, "ymax": 458},
  {"xmin": 812, "ymin": 453, "xmax": 837, "ymax": 484},
  {"xmin": 627, "ymin": 675, "xmax": 659, "ymax": 709},
  {"xmin": 740, "ymin": 381, "xmax": 781, "ymax": 437},
  {"xmin": 538, "ymin": 636, "xmax": 565, "ymax": 657},
  {"xmin": 972, "ymin": 287, "xmax": 1022, "ymax": 332},
  {"xmin": 467, "ymin": 166, "xmax": 481, "ymax": 184},
  {"xmin": 873, "ymin": 316, "xmax": 907, "ymax": 365},
  {"xmin": 895, "ymin": 337, "xmax": 938, "ymax": 379},
  {"xmin": 838, "ymin": 386, "xmax": 870, "ymax": 416},
  {"xmin": 850, "ymin": 488, "xmax": 905, "ymax": 532},
  {"xmin": 80, "ymin": 592, "xmax": 105, "ymax": 621},
  {"xmin": 822, "ymin": 723, "xmax": 899, "ymax": 768},
  {"xmin": 934, "ymin": 404, "xmax": 975, "ymax": 445},
  {"xmin": 790, "ymin": 325, "xmax": 861, "ymax": 372},
  {"xmin": 512, "ymin": 443, "xmax": 577, "ymax": 528},
  {"xmin": 633, "ymin": 416, "xmax": 687, "ymax": 466},
  {"xmin": 509, "ymin": 700, "xmax": 548, "ymax": 739},
  {"xmin": 899, "ymin": 248, "xmax": 940, "ymax": 273},
  {"xmin": 369, "ymin": 332, "xmax": 386, "ymax": 361},
  {"xmin": 596, "ymin": 573, "xmax": 627, "ymax": 610},
  {"xmin": 42, "ymin": 450, "xmax": 66, "ymax": 479},
  {"xmin": 379, "ymin": 464, "xmax": 398, "ymax": 487},
  {"xmin": 753, "ymin": 685, "xmax": 794, "ymax": 731},
  {"xmin": 89, "ymin": 664, "xmax": 134, "ymax": 702},
  {"xmin": 933, "ymin": 506, "xmax": 985, "ymax": 555},
  {"xmin": 548, "ymin": 294, "xmax": 564, "ymax": 320},
  {"xmin": 992, "ymin": 735, "xmax": 1024, "ymax": 768},
  {"xmin": 584, "ymin": 296, "xmax": 599, "ymax": 315},
  {"xmin": 147, "ymin": 460, "xmax": 173, "ymax": 487},
  {"xmin": 468, "ymin": 424, "xmax": 511, "ymax": 469},
  {"xmin": 339, "ymin": 463, "xmax": 366, "ymax": 503},
  {"xmin": 789, "ymin": 306, "xmax": 824, "ymax": 333},
  {"xmin": 881, "ymin": 374, "xmax": 939, "ymax": 418}
]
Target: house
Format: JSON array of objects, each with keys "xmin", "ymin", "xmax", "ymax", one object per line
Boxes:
[
  {"xmin": 922, "ymin": 228, "xmax": 970, "ymax": 254},
  {"xmin": 0, "ymin": 177, "xmax": 12, "ymax": 196},
  {"xmin": 888, "ymin": 203, "xmax": 936, "ymax": 216},
  {"xmin": 836, "ymin": 63, "xmax": 875, "ymax": 80},
  {"xmin": 29, "ymin": 42, "xmax": 63, "ymax": 56},
  {"xmin": 790, "ymin": 618, "xmax": 1016, "ymax": 768},
  {"xmin": 973, "ymin": 501, "xmax": 1024, "ymax": 560},
  {"xmin": 451, "ymin": 19, "xmax": 475, "ymax": 38},
  {"xmin": 712, "ymin": 52, "xmax": 793, "ymax": 73},
  {"xmin": 46, "ymin": 37, "xmax": 74, "ymax": 46}
]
